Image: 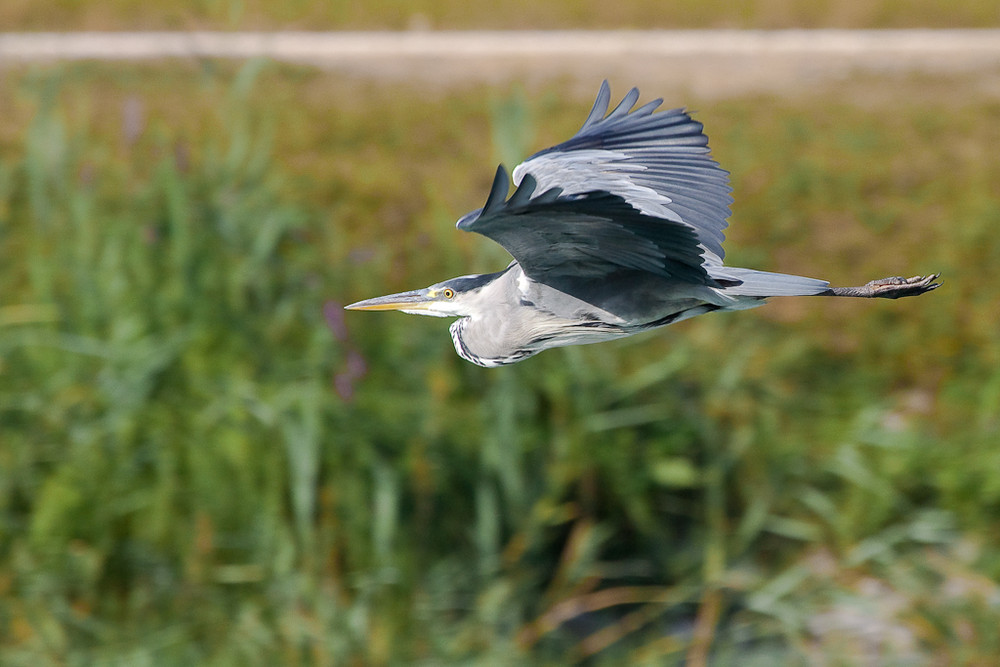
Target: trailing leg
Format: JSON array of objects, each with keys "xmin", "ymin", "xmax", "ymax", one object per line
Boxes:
[{"xmin": 824, "ymin": 274, "xmax": 941, "ymax": 299}]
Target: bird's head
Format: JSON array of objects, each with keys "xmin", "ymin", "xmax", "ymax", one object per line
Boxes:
[{"xmin": 345, "ymin": 272, "xmax": 503, "ymax": 319}]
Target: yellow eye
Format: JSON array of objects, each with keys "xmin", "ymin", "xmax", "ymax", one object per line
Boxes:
[{"xmin": 443, "ymin": 288, "xmax": 455, "ymax": 299}]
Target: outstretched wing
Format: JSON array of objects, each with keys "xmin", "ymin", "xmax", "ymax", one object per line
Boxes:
[
  {"xmin": 457, "ymin": 81, "xmax": 733, "ymax": 284},
  {"xmin": 457, "ymin": 165, "xmax": 709, "ymax": 285}
]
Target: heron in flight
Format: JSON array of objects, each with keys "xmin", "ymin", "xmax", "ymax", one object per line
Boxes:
[{"xmin": 347, "ymin": 82, "xmax": 939, "ymax": 367}]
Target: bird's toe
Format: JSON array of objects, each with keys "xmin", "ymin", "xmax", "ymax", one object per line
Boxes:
[{"xmin": 866, "ymin": 273, "xmax": 941, "ymax": 298}]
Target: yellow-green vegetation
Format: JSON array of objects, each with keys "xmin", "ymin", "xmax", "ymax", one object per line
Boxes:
[
  {"xmin": 2, "ymin": 61, "xmax": 1000, "ymax": 664},
  {"xmin": 1, "ymin": 0, "xmax": 999, "ymax": 31}
]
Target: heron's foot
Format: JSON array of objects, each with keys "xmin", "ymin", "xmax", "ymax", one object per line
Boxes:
[{"xmin": 829, "ymin": 273, "xmax": 942, "ymax": 299}]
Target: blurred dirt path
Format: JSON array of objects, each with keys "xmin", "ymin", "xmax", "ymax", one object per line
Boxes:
[{"xmin": 2, "ymin": 30, "xmax": 1000, "ymax": 98}]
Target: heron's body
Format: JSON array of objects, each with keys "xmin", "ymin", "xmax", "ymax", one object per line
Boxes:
[
  {"xmin": 444, "ymin": 263, "xmax": 747, "ymax": 367},
  {"xmin": 347, "ymin": 82, "xmax": 939, "ymax": 366}
]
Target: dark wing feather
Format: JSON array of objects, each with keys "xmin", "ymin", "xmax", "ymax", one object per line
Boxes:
[{"xmin": 457, "ymin": 165, "xmax": 709, "ymax": 285}]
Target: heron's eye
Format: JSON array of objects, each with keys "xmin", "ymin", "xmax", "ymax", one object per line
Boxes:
[{"xmin": 443, "ymin": 288, "xmax": 455, "ymax": 299}]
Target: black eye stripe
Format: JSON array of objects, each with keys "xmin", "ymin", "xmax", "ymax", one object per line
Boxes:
[{"xmin": 440, "ymin": 266, "xmax": 512, "ymax": 295}]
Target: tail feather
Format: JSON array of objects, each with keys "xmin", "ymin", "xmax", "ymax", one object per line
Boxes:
[{"xmin": 712, "ymin": 267, "xmax": 830, "ymax": 297}]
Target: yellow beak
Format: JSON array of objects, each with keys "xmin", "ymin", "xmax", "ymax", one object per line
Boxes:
[{"xmin": 344, "ymin": 289, "xmax": 433, "ymax": 312}]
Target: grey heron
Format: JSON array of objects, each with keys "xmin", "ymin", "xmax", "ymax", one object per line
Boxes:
[{"xmin": 346, "ymin": 82, "xmax": 939, "ymax": 367}]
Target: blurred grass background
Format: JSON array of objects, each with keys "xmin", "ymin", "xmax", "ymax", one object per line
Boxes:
[
  {"xmin": 1, "ymin": 0, "xmax": 998, "ymax": 30},
  {"xmin": 2, "ymin": 4, "xmax": 1000, "ymax": 665}
]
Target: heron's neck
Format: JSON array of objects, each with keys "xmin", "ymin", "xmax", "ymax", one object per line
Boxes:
[{"xmin": 447, "ymin": 266, "xmax": 538, "ymax": 367}]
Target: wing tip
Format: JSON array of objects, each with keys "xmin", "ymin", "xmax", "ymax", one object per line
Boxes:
[
  {"xmin": 482, "ymin": 164, "xmax": 510, "ymax": 214},
  {"xmin": 458, "ymin": 164, "xmax": 510, "ymax": 230},
  {"xmin": 576, "ymin": 81, "xmax": 676, "ymax": 138},
  {"xmin": 580, "ymin": 80, "xmax": 612, "ymax": 131}
]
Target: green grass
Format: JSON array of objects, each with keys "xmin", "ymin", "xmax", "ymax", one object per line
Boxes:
[
  {"xmin": 2, "ymin": 0, "xmax": 999, "ymax": 31},
  {"xmin": 1, "ymin": 61, "xmax": 1000, "ymax": 664}
]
